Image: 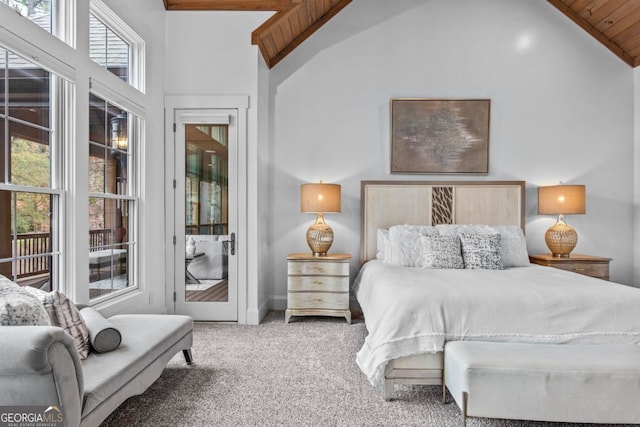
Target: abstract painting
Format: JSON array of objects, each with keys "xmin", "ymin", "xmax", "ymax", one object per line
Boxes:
[{"xmin": 391, "ymin": 99, "xmax": 490, "ymax": 173}]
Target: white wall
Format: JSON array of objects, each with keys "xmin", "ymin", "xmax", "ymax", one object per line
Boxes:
[
  {"xmin": 635, "ymin": 67, "xmax": 640, "ymax": 287},
  {"xmin": 265, "ymin": 0, "xmax": 636, "ymax": 307},
  {"xmin": 164, "ymin": 11, "xmax": 272, "ymax": 323}
]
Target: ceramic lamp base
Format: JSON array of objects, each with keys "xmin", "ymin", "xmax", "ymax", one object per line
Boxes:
[{"xmin": 545, "ymin": 215, "xmax": 578, "ymax": 258}]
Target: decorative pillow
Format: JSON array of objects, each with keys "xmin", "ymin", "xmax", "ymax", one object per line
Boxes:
[
  {"xmin": 80, "ymin": 307, "xmax": 122, "ymax": 353},
  {"xmin": 436, "ymin": 224, "xmax": 497, "ymax": 236},
  {"xmin": 23, "ymin": 287, "xmax": 90, "ymax": 360},
  {"xmin": 421, "ymin": 235, "xmax": 464, "ymax": 269},
  {"xmin": 494, "ymin": 225, "xmax": 530, "ymax": 268},
  {"xmin": 376, "ymin": 229, "xmax": 389, "ymax": 260},
  {"xmin": 459, "ymin": 233, "xmax": 503, "ymax": 270},
  {"xmin": 0, "ymin": 277, "xmax": 51, "ymax": 326},
  {"xmin": 385, "ymin": 225, "xmax": 439, "ymax": 267}
]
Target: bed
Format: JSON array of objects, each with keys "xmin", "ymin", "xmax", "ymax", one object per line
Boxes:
[{"xmin": 355, "ymin": 180, "xmax": 640, "ymax": 400}]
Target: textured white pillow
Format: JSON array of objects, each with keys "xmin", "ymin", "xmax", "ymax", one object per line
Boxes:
[
  {"xmin": 376, "ymin": 229, "xmax": 389, "ymax": 260},
  {"xmin": 459, "ymin": 233, "xmax": 503, "ymax": 270},
  {"xmin": 436, "ymin": 224, "xmax": 497, "ymax": 235},
  {"xmin": 385, "ymin": 225, "xmax": 437, "ymax": 267},
  {"xmin": 421, "ymin": 235, "xmax": 464, "ymax": 269},
  {"xmin": 0, "ymin": 277, "xmax": 51, "ymax": 326},
  {"xmin": 494, "ymin": 225, "xmax": 530, "ymax": 268}
]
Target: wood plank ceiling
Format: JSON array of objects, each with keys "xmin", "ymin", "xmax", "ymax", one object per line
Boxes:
[
  {"xmin": 548, "ymin": 0, "xmax": 640, "ymax": 67},
  {"xmin": 163, "ymin": 0, "xmax": 352, "ymax": 68},
  {"xmin": 163, "ymin": 1, "xmax": 640, "ymax": 69}
]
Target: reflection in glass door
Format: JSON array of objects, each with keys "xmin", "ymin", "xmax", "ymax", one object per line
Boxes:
[{"xmin": 184, "ymin": 124, "xmax": 229, "ymax": 303}]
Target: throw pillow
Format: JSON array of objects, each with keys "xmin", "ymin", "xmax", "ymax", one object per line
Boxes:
[
  {"xmin": 23, "ymin": 287, "xmax": 90, "ymax": 360},
  {"xmin": 459, "ymin": 233, "xmax": 503, "ymax": 270},
  {"xmin": 421, "ymin": 235, "xmax": 464, "ymax": 269},
  {"xmin": 386, "ymin": 225, "xmax": 439, "ymax": 267},
  {"xmin": 376, "ymin": 228, "xmax": 389, "ymax": 260},
  {"xmin": 494, "ymin": 225, "xmax": 530, "ymax": 268},
  {"xmin": 80, "ymin": 307, "xmax": 122, "ymax": 353},
  {"xmin": 0, "ymin": 276, "xmax": 51, "ymax": 326}
]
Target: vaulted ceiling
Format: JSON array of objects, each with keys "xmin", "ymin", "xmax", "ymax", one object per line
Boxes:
[
  {"xmin": 163, "ymin": 0, "xmax": 352, "ymax": 68},
  {"xmin": 163, "ymin": 0, "xmax": 640, "ymax": 69},
  {"xmin": 548, "ymin": 0, "xmax": 640, "ymax": 67}
]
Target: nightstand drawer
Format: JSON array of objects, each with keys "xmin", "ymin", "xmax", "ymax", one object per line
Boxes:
[
  {"xmin": 288, "ymin": 276, "xmax": 349, "ymax": 292},
  {"xmin": 287, "ymin": 292, "xmax": 349, "ymax": 310},
  {"xmin": 552, "ymin": 262, "xmax": 609, "ymax": 279},
  {"xmin": 288, "ymin": 260, "xmax": 349, "ymax": 276}
]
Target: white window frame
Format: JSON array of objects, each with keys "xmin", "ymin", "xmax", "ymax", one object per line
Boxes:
[
  {"xmin": 89, "ymin": 0, "xmax": 145, "ymax": 93},
  {"xmin": 87, "ymin": 90, "xmax": 142, "ymax": 304},
  {"xmin": 0, "ymin": 47, "xmax": 67, "ymax": 291}
]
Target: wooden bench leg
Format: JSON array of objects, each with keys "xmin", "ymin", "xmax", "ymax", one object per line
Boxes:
[
  {"xmin": 461, "ymin": 391, "xmax": 468, "ymax": 427},
  {"xmin": 183, "ymin": 349, "xmax": 193, "ymax": 365},
  {"xmin": 442, "ymin": 369, "xmax": 447, "ymax": 404}
]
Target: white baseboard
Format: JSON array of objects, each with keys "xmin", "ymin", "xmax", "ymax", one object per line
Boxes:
[{"xmin": 246, "ymin": 297, "xmax": 269, "ymax": 325}]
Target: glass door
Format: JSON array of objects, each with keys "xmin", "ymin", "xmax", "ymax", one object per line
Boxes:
[{"xmin": 174, "ymin": 110, "xmax": 237, "ymax": 321}]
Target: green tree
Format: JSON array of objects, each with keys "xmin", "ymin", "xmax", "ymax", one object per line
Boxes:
[{"xmin": 12, "ymin": 138, "xmax": 51, "ymax": 233}]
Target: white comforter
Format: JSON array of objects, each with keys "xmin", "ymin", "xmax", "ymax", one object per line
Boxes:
[{"xmin": 355, "ymin": 260, "xmax": 640, "ymax": 387}]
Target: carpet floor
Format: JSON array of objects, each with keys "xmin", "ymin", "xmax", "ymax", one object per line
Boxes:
[{"xmin": 101, "ymin": 312, "xmax": 636, "ymax": 427}]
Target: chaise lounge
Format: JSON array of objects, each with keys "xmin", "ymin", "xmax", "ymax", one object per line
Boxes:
[{"xmin": 0, "ymin": 313, "xmax": 193, "ymax": 427}]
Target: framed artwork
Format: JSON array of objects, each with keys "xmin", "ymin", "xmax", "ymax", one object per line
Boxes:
[{"xmin": 390, "ymin": 99, "xmax": 490, "ymax": 174}]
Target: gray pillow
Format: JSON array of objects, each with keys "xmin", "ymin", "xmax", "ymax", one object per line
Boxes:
[
  {"xmin": 494, "ymin": 225, "xmax": 530, "ymax": 267},
  {"xmin": 459, "ymin": 233, "xmax": 503, "ymax": 270},
  {"xmin": 80, "ymin": 307, "xmax": 122, "ymax": 353},
  {"xmin": 421, "ymin": 235, "xmax": 464, "ymax": 269}
]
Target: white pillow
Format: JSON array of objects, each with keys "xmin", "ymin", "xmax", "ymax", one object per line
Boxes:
[
  {"xmin": 385, "ymin": 225, "xmax": 438, "ymax": 267},
  {"xmin": 376, "ymin": 229, "xmax": 389, "ymax": 260},
  {"xmin": 0, "ymin": 276, "xmax": 51, "ymax": 326},
  {"xmin": 436, "ymin": 224, "xmax": 497, "ymax": 235},
  {"xmin": 494, "ymin": 225, "xmax": 530, "ymax": 267},
  {"xmin": 421, "ymin": 235, "xmax": 464, "ymax": 269}
]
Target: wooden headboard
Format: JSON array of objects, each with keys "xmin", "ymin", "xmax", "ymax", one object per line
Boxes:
[{"xmin": 360, "ymin": 180, "xmax": 525, "ymax": 264}]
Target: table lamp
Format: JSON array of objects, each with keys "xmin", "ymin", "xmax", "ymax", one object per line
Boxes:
[
  {"xmin": 538, "ymin": 184, "xmax": 586, "ymax": 258},
  {"xmin": 300, "ymin": 182, "xmax": 341, "ymax": 256}
]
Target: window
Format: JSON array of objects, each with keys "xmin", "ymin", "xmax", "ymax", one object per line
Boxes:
[
  {"xmin": 89, "ymin": 13, "xmax": 129, "ymax": 83},
  {"xmin": 1, "ymin": 0, "xmax": 55, "ymax": 33},
  {"xmin": 89, "ymin": 0, "xmax": 145, "ymax": 91},
  {"xmin": 0, "ymin": 47, "xmax": 63, "ymax": 291},
  {"xmin": 88, "ymin": 93, "xmax": 138, "ymax": 300}
]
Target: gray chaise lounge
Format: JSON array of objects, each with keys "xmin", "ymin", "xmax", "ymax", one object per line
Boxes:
[{"xmin": 0, "ymin": 314, "xmax": 193, "ymax": 427}]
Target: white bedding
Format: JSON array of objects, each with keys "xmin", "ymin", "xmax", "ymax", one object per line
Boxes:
[{"xmin": 355, "ymin": 260, "xmax": 640, "ymax": 387}]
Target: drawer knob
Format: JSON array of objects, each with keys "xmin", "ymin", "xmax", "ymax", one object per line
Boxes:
[{"xmin": 573, "ymin": 268, "xmax": 585, "ymax": 272}]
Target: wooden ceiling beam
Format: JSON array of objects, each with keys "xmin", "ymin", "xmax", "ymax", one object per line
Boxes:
[
  {"xmin": 164, "ymin": 0, "xmax": 294, "ymax": 11},
  {"xmin": 548, "ymin": 0, "xmax": 635, "ymax": 67},
  {"xmin": 252, "ymin": 0, "xmax": 352, "ymax": 68}
]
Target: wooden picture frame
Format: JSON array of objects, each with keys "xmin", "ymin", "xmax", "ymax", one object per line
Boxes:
[{"xmin": 390, "ymin": 99, "xmax": 490, "ymax": 174}]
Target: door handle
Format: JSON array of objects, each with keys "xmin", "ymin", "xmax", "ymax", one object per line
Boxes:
[{"xmin": 222, "ymin": 232, "xmax": 236, "ymax": 256}]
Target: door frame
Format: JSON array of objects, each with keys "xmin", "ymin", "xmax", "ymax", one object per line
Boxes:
[{"xmin": 164, "ymin": 95, "xmax": 248, "ymax": 323}]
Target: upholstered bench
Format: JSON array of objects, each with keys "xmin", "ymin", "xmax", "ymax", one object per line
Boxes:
[{"xmin": 443, "ymin": 341, "xmax": 640, "ymax": 426}]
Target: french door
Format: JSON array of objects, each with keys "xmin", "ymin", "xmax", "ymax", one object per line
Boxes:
[{"xmin": 172, "ymin": 109, "xmax": 238, "ymax": 321}]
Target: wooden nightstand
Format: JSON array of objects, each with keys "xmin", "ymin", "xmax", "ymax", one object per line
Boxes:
[
  {"xmin": 528, "ymin": 254, "xmax": 612, "ymax": 281},
  {"xmin": 285, "ymin": 253, "xmax": 351, "ymax": 324}
]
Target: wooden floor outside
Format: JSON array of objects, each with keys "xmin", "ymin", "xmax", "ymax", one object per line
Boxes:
[{"xmin": 186, "ymin": 279, "xmax": 228, "ymax": 302}]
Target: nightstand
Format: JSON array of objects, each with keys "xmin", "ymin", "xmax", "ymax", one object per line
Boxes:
[
  {"xmin": 528, "ymin": 254, "xmax": 612, "ymax": 281},
  {"xmin": 285, "ymin": 253, "xmax": 351, "ymax": 324}
]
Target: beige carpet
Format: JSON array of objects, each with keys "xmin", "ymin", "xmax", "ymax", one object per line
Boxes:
[{"xmin": 101, "ymin": 312, "xmax": 635, "ymax": 427}]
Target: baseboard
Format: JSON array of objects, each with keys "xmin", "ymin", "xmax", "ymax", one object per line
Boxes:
[
  {"xmin": 246, "ymin": 297, "xmax": 269, "ymax": 325},
  {"xmin": 269, "ymin": 295, "xmax": 287, "ymax": 311}
]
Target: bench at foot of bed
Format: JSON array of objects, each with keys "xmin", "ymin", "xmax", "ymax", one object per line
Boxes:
[{"xmin": 443, "ymin": 341, "xmax": 640, "ymax": 426}]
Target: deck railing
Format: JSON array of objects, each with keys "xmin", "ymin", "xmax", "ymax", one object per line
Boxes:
[{"xmin": 12, "ymin": 229, "xmax": 114, "ymax": 278}]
